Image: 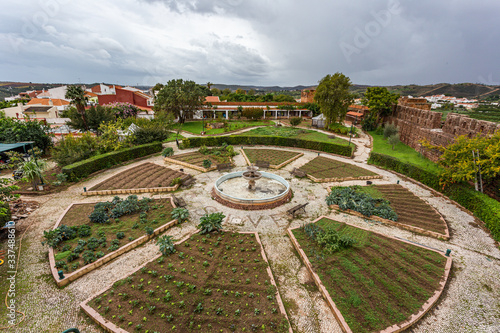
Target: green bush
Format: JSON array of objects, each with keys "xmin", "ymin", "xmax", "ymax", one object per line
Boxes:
[
  {"xmin": 0, "ymin": 201, "xmax": 11, "ymax": 224},
  {"xmin": 161, "ymin": 147, "xmax": 174, "ymax": 157},
  {"xmin": 62, "ymin": 142, "xmax": 162, "ymax": 181},
  {"xmin": 182, "ymin": 135, "xmax": 353, "ymax": 157},
  {"xmin": 383, "ymin": 123, "xmax": 399, "ymax": 138},
  {"xmin": 197, "ymin": 212, "xmax": 225, "ymax": 234},
  {"xmin": 52, "ymin": 133, "xmax": 99, "ymax": 167},
  {"xmin": 328, "ymin": 122, "xmax": 358, "ymax": 137},
  {"xmin": 368, "ymin": 152, "xmax": 500, "ymax": 241},
  {"xmin": 289, "ymin": 117, "xmax": 302, "ymax": 127},
  {"xmin": 202, "ymin": 159, "xmax": 212, "ymax": 169},
  {"xmin": 133, "ymin": 125, "xmax": 170, "ymax": 145}
]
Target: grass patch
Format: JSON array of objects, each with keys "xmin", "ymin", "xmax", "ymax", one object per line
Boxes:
[
  {"xmin": 369, "ymin": 131, "xmax": 442, "ymax": 173},
  {"xmin": 243, "ymin": 149, "xmax": 301, "ymax": 167},
  {"xmin": 243, "ymin": 126, "xmax": 350, "ymax": 146},
  {"xmin": 174, "ymin": 120, "xmax": 272, "ymax": 135},
  {"xmin": 292, "ymin": 218, "xmax": 447, "ymax": 333}
]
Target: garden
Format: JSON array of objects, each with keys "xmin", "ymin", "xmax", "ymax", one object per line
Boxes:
[
  {"xmin": 44, "ymin": 195, "xmax": 175, "ymax": 274},
  {"xmin": 89, "ymin": 163, "xmax": 190, "ymax": 191},
  {"xmin": 242, "ymin": 126, "xmax": 350, "ymax": 146},
  {"xmin": 165, "ymin": 145, "xmax": 236, "ymax": 171},
  {"xmin": 241, "ymin": 149, "xmax": 302, "ymax": 168},
  {"xmin": 174, "ymin": 120, "xmax": 272, "ymax": 135},
  {"xmin": 84, "ymin": 214, "xmax": 290, "ymax": 332},
  {"xmin": 290, "ymin": 217, "xmax": 449, "ymax": 333},
  {"xmin": 299, "ymin": 156, "xmax": 379, "ymax": 181}
]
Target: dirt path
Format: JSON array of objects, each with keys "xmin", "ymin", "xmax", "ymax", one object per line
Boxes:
[{"xmin": 1, "ymin": 143, "xmax": 498, "ymax": 333}]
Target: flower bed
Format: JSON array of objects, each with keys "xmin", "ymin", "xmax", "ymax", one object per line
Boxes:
[
  {"xmin": 299, "ymin": 156, "xmax": 380, "ymax": 182},
  {"xmin": 46, "ymin": 196, "xmax": 175, "ymax": 286},
  {"xmin": 83, "ymin": 231, "xmax": 290, "ymax": 332},
  {"xmin": 241, "ymin": 148, "xmax": 303, "ymax": 169},
  {"xmin": 289, "ymin": 217, "xmax": 451, "ymax": 333},
  {"xmin": 164, "ymin": 152, "xmax": 221, "ymax": 172},
  {"xmin": 87, "ymin": 163, "xmax": 190, "ymax": 194}
]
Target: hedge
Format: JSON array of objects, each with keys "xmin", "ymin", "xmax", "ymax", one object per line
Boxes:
[
  {"xmin": 368, "ymin": 152, "xmax": 500, "ymax": 242},
  {"xmin": 0, "ymin": 201, "xmax": 11, "ymax": 224},
  {"xmin": 62, "ymin": 142, "xmax": 163, "ymax": 181},
  {"xmin": 182, "ymin": 135, "xmax": 353, "ymax": 157}
]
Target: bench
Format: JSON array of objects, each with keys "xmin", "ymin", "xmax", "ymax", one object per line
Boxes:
[
  {"xmin": 291, "ymin": 168, "xmax": 307, "ymax": 178},
  {"xmin": 255, "ymin": 160, "xmax": 270, "ymax": 168},
  {"xmin": 172, "ymin": 194, "xmax": 187, "ymax": 208},
  {"xmin": 216, "ymin": 163, "xmax": 233, "ymax": 171},
  {"xmin": 287, "ymin": 203, "xmax": 309, "ymax": 218}
]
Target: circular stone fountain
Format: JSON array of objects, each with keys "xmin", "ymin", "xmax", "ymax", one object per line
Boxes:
[{"xmin": 212, "ymin": 166, "xmax": 292, "ymax": 210}]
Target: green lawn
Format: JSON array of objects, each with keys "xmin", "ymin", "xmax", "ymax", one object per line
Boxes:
[
  {"xmin": 369, "ymin": 131, "xmax": 443, "ymax": 174},
  {"xmin": 173, "ymin": 120, "xmax": 273, "ymax": 135},
  {"xmin": 243, "ymin": 126, "xmax": 350, "ymax": 146}
]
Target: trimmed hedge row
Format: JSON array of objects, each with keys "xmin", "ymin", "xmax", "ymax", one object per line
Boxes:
[
  {"xmin": 62, "ymin": 142, "xmax": 163, "ymax": 182},
  {"xmin": 182, "ymin": 135, "xmax": 354, "ymax": 157},
  {"xmin": 368, "ymin": 152, "xmax": 500, "ymax": 242}
]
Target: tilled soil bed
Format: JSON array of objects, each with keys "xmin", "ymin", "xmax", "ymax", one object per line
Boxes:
[
  {"xmin": 299, "ymin": 156, "xmax": 378, "ymax": 180},
  {"xmin": 292, "ymin": 218, "xmax": 448, "ymax": 333},
  {"xmin": 167, "ymin": 151, "xmax": 227, "ymax": 168},
  {"xmin": 87, "ymin": 231, "xmax": 289, "ymax": 332},
  {"xmin": 90, "ymin": 163, "xmax": 190, "ymax": 191},
  {"xmin": 242, "ymin": 148, "xmax": 302, "ymax": 168}
]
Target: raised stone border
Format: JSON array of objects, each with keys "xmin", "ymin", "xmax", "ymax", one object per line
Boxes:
[
  {"xmin": 48, "ymin": 197, "xmax": 178, "ymax": 287},
  {"xmin": 240, "ymin": 148, "xmax": 304, "ymax": 169},
  {"xmin": 80, "ymin": 230, "xmax": 293, "ymax": 333},
  {"xmin": 326, "ymin": 187, "xmax": 450, "ymax": 240},
  {"xmin": 287, "ymin": 216, "xmax": 453, "ymax": 333},
  {"xmin": 307, "ymin": 173, "xmax": 383, "ymax": 183},
  {"xmin": 164, "ymin": 156, "xmax": 218, "ymax": 172},
  {"xmin": 82, "ymin": 184, "xmax": 180, "ymax": 196},
  {"xmin": 211, "ymin": 187, "xmax": 293, "ymax": 210}
]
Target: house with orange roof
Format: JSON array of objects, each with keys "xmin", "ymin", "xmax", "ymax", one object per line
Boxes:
[
  {"xmin": 98, "ymin": 87, "xmax": 154, "ymax": 109},
  {"xmin": 27, "ymin": 98, "xmax": 70, "ymax": 113},
  {"xmin": 84, "ymin": 91, "xmax": 99, "ymax": 104}
]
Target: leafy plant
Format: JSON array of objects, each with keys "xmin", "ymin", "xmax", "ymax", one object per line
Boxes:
[
  {"xmin": 202, "ymin": 159, "xmax": 212, "ymax": 169},
  {"xmin": 171, "ymin": 207, "xmax": 189, "ymax": 223},
  {"xmin": 156, "ymin": 235, "xmax": 176, "ymax": 256},
  {"xmin": 197, "ymin": 212, "xmax": 225, "ymax": 234},
  {"xmin": 116, "ymin": 232, "xmax": 125, "ymax": 239},
  {"xmin": 161, "ymin": 147, "xmax": 174, "ymax": 157}
]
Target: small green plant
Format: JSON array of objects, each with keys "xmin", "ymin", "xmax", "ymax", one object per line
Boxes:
[
  {"xmin": 157, "ymin": 235, "xmax": 176, "ymax": 256},
  {"xmin": 145, "ymin": 226, "xmax": 154, "ymax": 236},
  {"xmin": 116, "ymin": 232, "xmax": 125, "ymax": 239},
  {"xmin": 161, "ymin": 147, "xmax": 174, "ymax": 157},
  {"xmin": 197, "ymin": 212, "xmax": 225, "ymax": 234},
  {"xmin": 170, "ymin": 177, "xmax": 182, "ymax": 186},
  {"xmin": 202, "ymin": 159, "xmax": 212, "ymax": 169}
]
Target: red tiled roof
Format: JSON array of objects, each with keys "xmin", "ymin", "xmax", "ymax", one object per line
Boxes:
[
  {"xmin": 27, "ymin": 98, "xmax": 69, "ymax": 106},
  {"xmin": 205, "ymin": 96, "xmax": 220, "ymax": 103}
]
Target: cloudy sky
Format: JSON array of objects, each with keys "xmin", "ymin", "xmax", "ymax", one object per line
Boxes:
[{"xmin": 1, "ymin": 0, "xmax": 499, "ymax": 87}]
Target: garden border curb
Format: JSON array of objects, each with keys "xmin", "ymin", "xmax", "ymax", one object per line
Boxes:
[
  {"xmin": 82, "ymin": 184, "xmax": 180, "ymax": 196},
  {"xmin": 240, "ymin": 147, "xmax": 304, "ymax": 169},
  {"xmin": 80, "ymin": 230, "xmax": 293, "ymax": 333},
  {"xmin": 287, "ymin": 215, "xmax": 453, "ymax": 333},
  {"xmin": 307, "ymin": 174, "xmax": 383, "ymax": 183},
  {"xmin": 48, "ymin": 197, "xmax": 178, "ymax": 287}
]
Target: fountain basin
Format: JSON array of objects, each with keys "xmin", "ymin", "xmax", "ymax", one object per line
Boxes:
[{"xmin": 212, "ymin": 171, "xmax": 292, "ymax": 210}]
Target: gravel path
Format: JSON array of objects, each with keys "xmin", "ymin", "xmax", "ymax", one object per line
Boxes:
[{"xmin": 2, "ymin": 137, "xmax": 499, "ymax": 333}]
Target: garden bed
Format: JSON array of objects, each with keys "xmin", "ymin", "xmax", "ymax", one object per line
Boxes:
[
  {"xmin": 82, "ymin": 231, "xmax": 291, "ymax": 333},
  {"xmin": 299, "ymin": 156, "xmax": 381, "ymax": 182},
  {"xmin": 165, "ymin": 151, "xmax": 232, "ymax": 172},
  {"xmin": 241, "ymin": 148, "xmax": 303, "ymax": 169},
  {"xmin": 86, "ymin": 163, "xmax": 190, "ymax": 195},
  {"xmin": 47, "ymin": 197, "xmax": 176, "ymax": 286},
  {"xmin": 289, "ymin": 217, "xmax": 452, "ymax": 333}
]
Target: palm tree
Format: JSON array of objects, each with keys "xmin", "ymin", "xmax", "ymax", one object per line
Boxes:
[
  {"xmin": 65, "ymin": 85, "xmax": 88, "ymax": 131},
  {"xmin": 206, "ymin": 82, "xmax": 213, "ymax": 90}
]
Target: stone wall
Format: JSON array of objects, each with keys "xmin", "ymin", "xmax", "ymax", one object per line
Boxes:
[{"xmin": 388, "ymin": 105, "xmax": 500, "ymax": 162}]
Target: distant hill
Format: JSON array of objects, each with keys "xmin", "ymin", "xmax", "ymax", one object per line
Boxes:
[{"xmin": 2, "ymin": 81, "xmax": 499, "ymax": 101}]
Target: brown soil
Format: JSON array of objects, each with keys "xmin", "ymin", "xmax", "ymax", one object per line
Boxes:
[
  {"xmin": 293, "ymin": 218, "xmax": 447, "ymax": 333},
  {"xmin": 89, "ymin": 232, "xmax": 289, "ymax": 332},
  {"xmin": 243, "ymin": 149, "xmax": 301, "ymax": 166},
  {"xmin": 13, "ymin": 166, "xmax": 72, "ymax": 195},
  {"xmin": 300, "ymin": 156, "xmax": 377, "ymax": 179},
  {"xmin": 169, "ymin": 152, "xmax": 229, "ymax": 168},
  {"xmin": 90, "ymin": 163, "xmax": 190, "ymax": 191},
  {"xmin": 375, "ymin": 184, "xmax": 447, "ymax": 234}
]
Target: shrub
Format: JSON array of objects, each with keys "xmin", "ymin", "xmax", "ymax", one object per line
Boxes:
[
  {"xmin": 61, "ymin": 142, "xmax": 162, "ymax": 181},
  {"xmin": 383, "ymin": 123, "xmax": 398, "ymax": 139},
  {"xmin": 170, "ymin": 177, "xmax": 182, "ymax": 186},
  {"xmin": 202, "ymin": 159, "xmax": 212, "ymax": 169},
  {"xmin": 157, "ymin": 235, "xmax": 176, "ymax": 256},
  {"xmin": 52, "ymin": 133, "xmax": 99, "ymax": 167},
  {"xmin": 289, "ymin": 117, "xmax": 302, "ymax": 127},
  {"xmin": 242, "ymin": 107, "xmax": 264, "ymax": 120},
  {"xmin": 171, "ymin": 207, "xmax": 189, "ymax": 223},
  {"xmin": 387, "ymin": 133, "xmax": 400, "ymax": 150},
  {"xmin": 133, "ymin": 125, "xmax": 170, "ymax": 145},
  {"xmin": 0, "ymin": 201, "xmax": 11, "ymax": 225},
  {"xmin": 161, "ymin": 147, "xmax": 174, "ymax": 157},
  {"xmin": 197, "ymin": 212, "xmax": 225, "ymax": 234}
]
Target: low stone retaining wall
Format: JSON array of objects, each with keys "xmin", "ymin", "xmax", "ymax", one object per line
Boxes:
[
  {"xmin": 307, "ymin": 173, "xmax": 383, "ymax": 183},
  {"xmin": 211, "ymin": 187, "xmax": 293, "ymax": 210},
  {"xmin": 49, "ymin": 197, "xmax": 178, "ymax": 287},
  {"xmin": 287, "ymin": 216, "xmax": 453, "ymax": 333}
]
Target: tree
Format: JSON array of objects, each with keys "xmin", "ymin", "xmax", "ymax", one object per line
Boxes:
[
  {"xmin": 154, "ymin": 79, "xmax": 207, "ymax": 124},
  {"xmin": 242, "ymin": 107, "xmax": 264, "ymax": 120},
  {"xmin": 65, "ymin": 105, "xmax": 115, "ymax": 135},
  {"xmin": 20, "ymin": 159, "xmax": 48, "ymax": 189},
  {"xmin": 65, "ymin": 85, "xmax": 88, "ymax": 131},
  {"xmin": 314, "ymin": 73, "xmax": 355, "ymax": 125},
  {"xmin": 289, "ymin": 117, "xmax": 302, "ymax": 127},
  {"xmin": 0, "ymin": 117, "xmax": 52, "ymax": 152},
  {"xmin": 423, "ymin": 131, "xmax": 500, "ymax": 189},
  {"xmin": 362, "ymin": 87, "xmax": 399, "ymax": 125},
  {"xmin": 211, "ymin": 88, "xmax": 221, "ymax": 96},
  {"xmin": 387, "ymin": 133, "xmax": 400, "ymax": 150},
  {"xmin": 235, "ymin": 88, "xmax": 246, "ymax": 95},
  {"xmin": 303, "ymin": 102, "xmax": 321, "ymax": 117},
  {"xmin": 222, "ymin": 88, "xmax": 231, "ymax": 95}
]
